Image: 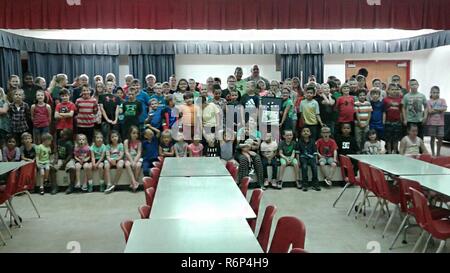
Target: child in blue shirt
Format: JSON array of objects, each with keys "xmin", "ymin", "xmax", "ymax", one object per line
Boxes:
[
  {"xmin": 142, "ymin": 126, "xmax": 160, "ymax": 176},
  {"xmin": 149, "ymin": 83, "xmax": 166, "ymax": 107},
  {"xmin": 369, "ymin": 88, "xmax": 384, "ymax": 139},
  {"xmin": 145, "ymin": 99, "xmax": 164, "ymax": 131}
]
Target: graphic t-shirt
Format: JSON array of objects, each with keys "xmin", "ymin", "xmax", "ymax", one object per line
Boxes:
[
  {"xmin": 36, "ymin": 144, "xmax": 51, "ymax": 165},
  {"xmin": 99, "ymin": 93, "xmax": 121, "ymax": 121},
  {"xmin": 383, "ymin": 96, "xmax": 402, "ymax": 122},
  {"xmin": 402, "ymin": 92, "xmax": 427, "ymax": 123},
  {"xmin": 426, "ymin": 99, "xmax": 447, "ymax": 126},
  {"xmin": 315, "ymin": 138, "xmax": 338, "ymax": 158},
  {"xmin": 55, "ymin": 101, "xmax": 77, "ymax": 130},
  {"xmin": 107, "ymin": 143, "xmax": 124, "ymax": 160},
  {"xmin": 122, "ymin": 101, "xmax": 142, "ymax": 128},
  {"xmin": 336, "ymin": 96, "xmax": 355, "ymax": 123},
  {"xmin": 90, "ymin": 143, "xmax": 107, "ymax": 160},
  {"xmin": 299, "ymin": 99, "xmax": 320, "ymax": 125},
  {"xmin": 20, "ymin": 144, "xmax": 36, "ymax": 160},
  {"xmin": 57, "ymin": 139, "xmax": 74, "ymax": 160},
  {"xmin": 278, "ymin": 141, "xmax": 296, "ymax": 157},
  {"xmin": 74, "ymin": 145, "xmax": 91, "ymax": 162}
]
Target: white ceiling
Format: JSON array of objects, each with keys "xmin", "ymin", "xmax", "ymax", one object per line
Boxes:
[{"xmin": 2, "ymin": 29, "xmax": 438, "ymax": 41}]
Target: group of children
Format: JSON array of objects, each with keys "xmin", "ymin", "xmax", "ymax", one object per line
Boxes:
[{"xmin": 0, "ymin": 70, "xmax": 447, "ymax": 194}]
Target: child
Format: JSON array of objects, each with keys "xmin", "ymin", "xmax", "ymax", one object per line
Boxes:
[
  {"xmin": 8, "ymin": 89, "xmax": 30, "ymax": 144},
  {"xmin": 162, "ymin": 95, "xmax": 178, "ymax": 131},
  {"xmin": 354, "ymin": 89, "xmax": 372, "ymax": 151},
  {"xmin": 179, "ymin": 92, "xmax": 199, "ymax": 141},
  {"xmin": 204, "ymin": 133, "xmax": 220, "ymax": 157},
  {"xmin": 51, "ymin": 129, "xmax": 76, "ymax": 194},
  {"xmin": 424, "ymin": 86, "xmax": 447, "ymax": 156},
  {"xmin": 241, "ymin": 81, "xmax": 260, "ymax": 110},
  {"xmin": 74, "ymin": 134, "xmax": 93, "ymax": 192},
  {"xmin": 75, "ymin": 85, "xmax": 98, "ymax": 144},
  {"xmin": 316, "ymin": 127, "xmax": 338, "ymax": 186},
  {"xmin": 363, "ymin": 129, "xmax": 386, "ymax": 155},
  {"xmin": 174, "ymin": 79, "xmax": 189, "ymax": 105},
  {"xmin": 276, "ymin": 130, "xmax": 299, "ymax": 190},
  {"xmin": 150, "ymin": 83, "xmax": 166, "ymax": 107},
  {"xmin": 402, "ymin": 79, "xmax": 427, "ymax": 139},
  {"xmin": 124, "ymin": 126, "xmax": 142, "ymax": 192},
  {"xmin": 317, "ymin": 83, "xmax": 335, "ymax": 135},
  {"xmin": 121, "ymin": 87, "xmax": 142, "ymax": 141},
  {"xmin": 91, "ymin": 132, "xmax": 107, "ymax": 192},
  {"xmin": 20, "ymin": 132, "xmax": 36, "ymax": 161},
  {"xmin": 99, "ymin": 82, "xmax": 121, "ymax": 144},
  {"xmin": 174, "ymin": 133, "xmax": 188, "ymax": 157},
  {"xmin": 0, "ymin": 87, "xmax": 10, "ymax": 147},
  {"xmin": 212, "ymin": 85, "xmax": 227, "ymax": 111},
  {"xmin": 104, "ymin": 131, "xmax": 125, "ymax": 194},
  {"xmin": 54, "ymin": 88, "xmax": 77, "ymax": 139},
  {"xmin": 2, "ymin": 135, "xmax": 20, "ymax": 162},
  {"xmin": 299, "ymin": 86, "xmax": 323, "ymax": 141},
  {"xmin": 257, "ymin": 80, "xmax": 268, "ymax": 97},
  {"xmin": 297, "ymin": 127, "xmax": 320, "ymax": 191},
  {"xmin": 159, "ymin": 129, "xmax": 175, "ymax": 157},
  {"xmin": 145, "ymin": 99, "xmax": 164, "ymax": 131},
  {"xmin": 235, "ymin": 139, "xmax": 265, "ymax": 189},
  {"xmin": 336, "ymin": 123, "xmax": 359, "ymax": 156},
  {"xmin": 260, "ymin": 133, "xmax": 278, "ymax": 189},
  {"xmin": 142, "ymin": 127, "xmax": 160, "ymax": 176},
  {"xmin": 35, "ymin": 133, "xmax": 53, "ymax": 195},
  {"xmin": 400, "ymin": 124, "xmax": 429, "ymax": 156},
  {"xmin": 280, "ymin": 88, "xmax": 294, "ymax": 132},
  {"xmin": 335, "ymin": 83, "xmax": 355, "ymax": 135},
  {"xmin": 383, "ymin": 83, "xmax": 403, "ymax": 154},
  {"xmin": 219, "ymin": 129, "xmax": 236, "ymax": 164},
  {"xmin": 369, "ymin": 88, "xmax": 384, "ymax": 140},
  {"xmin": 188, "ymin": 139, "xmax": 204, "ymax": 157},
  {"xmin": 30, "ymin": 90, "xmax": 52, "ymax": 145}
]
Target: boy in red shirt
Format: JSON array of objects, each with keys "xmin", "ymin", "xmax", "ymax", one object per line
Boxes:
[
  {"xmin": 75, "ymin": 85, "xmax": 98, "ymax": 144},
  {"xmin": 383, "ymin": 83, "xmax": 403, "ymax": 154},
  {"xmin": 335, "ymin": 83, "xmax": 355, "ymax": 136},
  {"xmin": 316, "ymin": 126, "xmax": 338, "ymax": 186},
  {"xmin": 55, "ymin": 88, "xmax": 76, "ymax": 138}
]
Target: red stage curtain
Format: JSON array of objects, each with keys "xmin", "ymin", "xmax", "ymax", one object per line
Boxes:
[{"xmin": 0, "ymin": 0, "xmax": 448, "ymax": 30}]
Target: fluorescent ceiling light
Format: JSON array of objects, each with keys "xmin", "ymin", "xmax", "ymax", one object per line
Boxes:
[{"xmin": 2, "ymin": 29, "xmax": 437, "ymax": 41}]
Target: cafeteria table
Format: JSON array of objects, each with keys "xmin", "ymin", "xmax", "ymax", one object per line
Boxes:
[
  {"xmin": 160, "ymin": 157, "xmax": 230, "ymax": 177},
  {"xmin": 400, "ymin": 175, "xmax": 450, "ymax": 197},
  {"xmin": 0, "ymin": 161, "xmax": 29, "ymax": 175},
  {"xmin": 124, "ymin": 218, "xmax": 263, "ymax": 253},
  {"xmin": 151, "ymin": 176, "xmax": 256, "ymax": 219},
  {"xmin": 348, "ymin": 154, "xmax": 450, "ymax": 176}
]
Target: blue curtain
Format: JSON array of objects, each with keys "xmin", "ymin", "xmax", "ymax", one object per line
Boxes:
[
  {"xmin": 27, "ymin": 52, "xmax": 119, "ymax": 85},
  {"xmin": 281, "ymin": 54, "xmax": 323, "ymax": 85},
  {"xmin": 129, "ymin": 54, "xmax": 175, "ymax": 84},
  {"xmin": 0, "ymin": 47, "xmax": 22, "ymax": 90}
]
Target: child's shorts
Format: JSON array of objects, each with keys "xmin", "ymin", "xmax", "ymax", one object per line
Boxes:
[
  {"xmin": 37, "ymin": 162, "xmax": 50, "ymax": 171},
  {"xmin": 280, "ymin": 158, "xmax": 298, "ymax": 166},
  {"xmin": 425, "ymin": 125, "xmax": 445, "ymax": 138},
  {"xmin": 52, "ymin": 159, "xmax": 76, "ymax": 172},
  {"xmin": 319, "ymin": 157, "xmax": 336, "ymax": 165}
]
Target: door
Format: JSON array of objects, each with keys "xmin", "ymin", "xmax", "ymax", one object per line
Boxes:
[{"xmin": 345, "ymin": 60, "xmax": 410, "ymax": 90}]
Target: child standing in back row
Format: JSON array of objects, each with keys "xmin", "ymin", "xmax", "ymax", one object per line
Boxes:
[
  {"xmin": 383, "ymin": 83, "xmax": 403, "ymax": 154},
  {"xmin": 424, "ymin": 86, "xmax": 447, "ymax": 156},
  {"xmin": 354, "ymin": 89, "xmax": 372, "ymax": 151},
  {"xmin": 31, "ymin": 90, "xmax": 52, "ymax": 144},
  {"xmin": 369, "ymin": 88, "xmax": 384, "ymax": 140}
]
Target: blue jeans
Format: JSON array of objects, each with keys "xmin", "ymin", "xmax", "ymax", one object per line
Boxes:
[
  {"xmin": 300, "ymin": 157, "xmax": 319, "ymax": 187},
  {"xmin": 261, "ymin": 157, "xmax": 278, "ymax": 180}
]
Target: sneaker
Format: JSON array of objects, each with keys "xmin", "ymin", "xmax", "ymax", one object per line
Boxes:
[
  {"xmin": 296, "ymin": 180, "xmax": 302, "ymax": 189},
  {"xmin": 51, "ymin": 186, "xmax": 58, "ymax": 195},
  {"xmin": 263, "ymin": 179, "xmax": 270, "ymax": 188},
  {"xmin": 271, "ymin": 181, "xmax": 278, "ymax": 188},
  {"xmin": 81, "ymin": 184, "xmax": 88, "ymax": 192},
  {"xmin": 324, "ymin": 178, "xmax": 332, "ymax": 187},
  {"xmin": 313, "ymin": 185, "xmax": 321, "ymax": 191},
  {"xmin": 276, "ymin": 181, "xmax": 283, "ymax": 190},
  {"xmin": 40, "ymin": 187, "xmax": 45, "ymax": 195},
  {"xmin": 99, "ymin": 183, "xmax": 105, "ymax": 192},
  {"xmin": 302, "ymin": 186, "xmax": 308, "ymax": 192},
  {"xmin": 104, "ymin": 185, "xmax": 115, "ymax": 194},
  {"xmin": 87, "ymin": 183, "xmax": 93, "ymax": 193},
  {"xmin": 65, "ymin": 185, "xmax": 74, "ymax": 194}
]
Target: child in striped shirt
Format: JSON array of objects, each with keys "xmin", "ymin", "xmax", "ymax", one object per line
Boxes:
[
  {"xmin": 75, "ymin": 85, "xmax": 98, "ymax": 144},
  {"xmin": 354, "ymin": 89, "xmax": 372, "ymax": 151}
]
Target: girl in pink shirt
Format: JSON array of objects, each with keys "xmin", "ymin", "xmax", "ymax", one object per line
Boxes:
[
  {"xmin": 424, "ymin": 86, "xmax": 447, "ymax": 156},
  {"xmin": 188, "ymin": 139, "xmax": 204, "ymax": 157}
]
